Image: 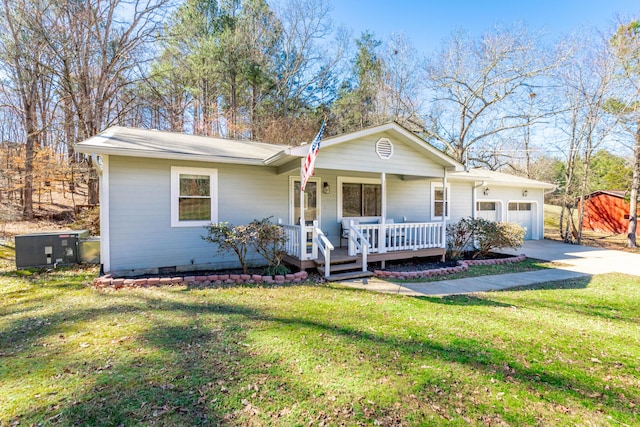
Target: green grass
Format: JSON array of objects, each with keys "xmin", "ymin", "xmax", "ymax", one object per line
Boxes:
[
  {"xmin": 390, "ymin": 258, "xmax": 558, "ymax": 283},
  {"xmin": 1, "ymin": 245, "xmax": 639, "ymax": 426}
]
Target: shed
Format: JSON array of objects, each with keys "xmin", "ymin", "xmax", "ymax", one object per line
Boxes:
[{"xmin": 581, "ymin": 190, "xmax": 637, "ymax": 234}]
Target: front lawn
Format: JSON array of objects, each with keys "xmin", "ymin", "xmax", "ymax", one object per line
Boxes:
[{"xmin": 1, "ymin": 250, "xmax": 639, "ymax": 425}]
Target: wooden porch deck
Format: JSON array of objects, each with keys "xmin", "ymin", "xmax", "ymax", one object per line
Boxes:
[{"xmin": 283, "ymin": 246, "xmax": 446, "ymax": 271}]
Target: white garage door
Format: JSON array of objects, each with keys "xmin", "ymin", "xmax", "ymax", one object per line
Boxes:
[
  {"xmin": 476, "ymin": 201, "xmax": 498, "ymax": 222},
  {"xmin": 508, "ymin": 202, "xmax": 533, "ymax": 239}
]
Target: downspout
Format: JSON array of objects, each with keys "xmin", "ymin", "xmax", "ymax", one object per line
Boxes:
[
  {"xmin": 97, "ymin": 154, "xmax": 110, "ymax": 274},
  {"xmin": 472, "ymin": 180, "xmax": 487, "ymax": 218}
]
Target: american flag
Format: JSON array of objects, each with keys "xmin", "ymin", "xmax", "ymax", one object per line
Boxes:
[{"xmin": 300, "ymin": 121, "xmax": 326, "ymax": 191}]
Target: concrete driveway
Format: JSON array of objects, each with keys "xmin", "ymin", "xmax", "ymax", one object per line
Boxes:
[
  {"xmin": 498, "ymin": 239, "xmax": 640, "ymax": 277},
  {"xmin": 338, "ymin": 239, "xmax": 640, "ymax": 297}
]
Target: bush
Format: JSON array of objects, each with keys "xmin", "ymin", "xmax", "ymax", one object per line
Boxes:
[
  {"xmin": 202, "ymin": 217, "xmax": 289, "ymax": 275},
  {"xmin": 249, "ymin": 217, "xmax": 289, "ymax": 275},
  {"xmin": 446, "ymin": 217, "xmax": 525, "ymax": 260},
  {"xmin": 474, "ymin": 221, "xmax": 525, "ymax": 259},
  {"xmin": 446, "ymin": 217, "xmax": 481, "ymax": 260},
  {"xmin": 202, "ymin": 222, "xmax": 254, "ymax": 274}
]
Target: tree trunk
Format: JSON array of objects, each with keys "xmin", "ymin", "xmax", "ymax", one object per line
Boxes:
[
  {"xmin": 627, "ymin": 118, "xmax": 640, "ymax": 248},
  {"xmin": 87, "ymin": 156, "xmax": 99, "ymax": 206},
  {"xmin": 22, "ymin": 107, "xmax": 37, "ymax": 220}
]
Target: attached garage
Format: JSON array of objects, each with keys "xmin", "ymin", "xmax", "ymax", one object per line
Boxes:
[
  {"xmin": 449, "ymin": 168, "xmax": 555, "ymax": 241},
  {"xmin": 508, "ymin": 202, "xmax": 534, "ymax": 239},
  {"xmin": 476, "ymin": 201, "xmax": 499, "ymax": 222}
]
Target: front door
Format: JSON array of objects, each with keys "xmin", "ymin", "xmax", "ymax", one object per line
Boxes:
[{"xmin": 291, "ymin": 177, "xmax": 320, "ymax": 226}]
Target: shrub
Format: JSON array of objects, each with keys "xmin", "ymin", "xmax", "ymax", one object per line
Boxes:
[
  {"xmin": 446, "ymin": 217, "xmax": 525, "ymax": 260},
  {"xmin": 202, "ymin": 217, "xmax": 289, "ymax": 275},
  {"xmin": 474, "ymin": 221, "xmax": 525, "ymax": 259},
  {"xmin": 446, "ymin": 217, "xmax": 482, "ymax": 260},
  {"xmin": 250, "ymin": 217, "xmax": 289, "ymax": 275},
  {"xmin": 202, "ymin": 222, "xmax": 254, "ymax": 274}
]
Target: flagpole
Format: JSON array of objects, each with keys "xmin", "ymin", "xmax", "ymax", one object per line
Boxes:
[{"xmin": 299, "ymin": 119, "xmax": 326, "ymax": 261}]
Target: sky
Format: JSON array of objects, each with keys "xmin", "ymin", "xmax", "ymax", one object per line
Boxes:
[{"xmin": 330, "ymin": 0, "xmax": 640, "ymax": 54}]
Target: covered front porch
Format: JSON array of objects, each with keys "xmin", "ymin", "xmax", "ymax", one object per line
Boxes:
[
  {"xmin": 280, "ymin": 219, "xmax": 446, "ymax": 279},
  {"xmin": 264, "ymin": 123, "xmax": 464, "ymax": 279}
]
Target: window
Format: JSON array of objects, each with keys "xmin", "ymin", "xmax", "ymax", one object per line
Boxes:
[
  {"xmin": 171, "ymin": 166, "xmax": 218, "ymax": 227},
  {"xmin": 431, "ymin": 182, "xmax": 450, "ymax": 220},
  {"xmin": 508, "ymin": 202, "xmax": 531, "ymax": 211},
  {"xmin": 477, "ymin": 201, "xmax": 496, "ymax": 211},
  {"xmin": 338, "ymin": 177, "xmax": 382, "ymax": 218}
]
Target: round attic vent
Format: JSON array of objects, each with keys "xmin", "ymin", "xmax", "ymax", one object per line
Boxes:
[{"xmin": 375, "ymin": 138, "xmax": 393, "ymax": 159}]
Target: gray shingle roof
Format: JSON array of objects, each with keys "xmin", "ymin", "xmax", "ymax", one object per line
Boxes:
[
  {"xmin": 449, "ymin": 168, "xmax": 556, "ymax": 189},
  {"xmin": 75, "ymin": 126, "xmax": 289, "ymax": 165}
]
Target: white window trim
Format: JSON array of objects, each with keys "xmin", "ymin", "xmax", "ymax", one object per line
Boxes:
[
  {"xmin": 337, "ymin": 176, "xmax": 382, "ymax": 221},
  {"xmin": 171, "ymin": 166, "xmax": 218, "ymax": 228},
  {"xmin": 430, "ymin": 182, "xmax": 451, "ymax": 221},
  {"xmin": 288, "ymin": 176, "xmax": 321, "ymax": 226}
]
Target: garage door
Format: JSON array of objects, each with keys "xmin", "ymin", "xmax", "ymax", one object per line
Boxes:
[
  {"xmin": 476, "ymin": 201, "xmax": 498, "ymax": 222},
  {"xmin": 508, "ymin": 202, "xmax": 533, "ymax": 239}
]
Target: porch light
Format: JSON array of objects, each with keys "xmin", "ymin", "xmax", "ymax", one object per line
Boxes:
[
  {"xmin": 522, "ymin": 189, "xmax": 528, "ymax": 197},
  {"xmin": 483, "ymin": 187, "xmax": 490, "ymax": 196},
  {"xmin": 323, "ymin": 182, "xmax": 330, "ymax": 194}
]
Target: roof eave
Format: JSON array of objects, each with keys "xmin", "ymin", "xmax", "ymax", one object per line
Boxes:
[{"xmin": 73, "ymin": 145, "xmax": 268, "ymax": 166}]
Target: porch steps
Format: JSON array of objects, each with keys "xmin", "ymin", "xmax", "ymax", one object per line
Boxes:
[
  {"xmin": 319, "ymin": 269, "xmax": 375, "ymax": 282},
  {"xmin": 316, "ymin": 259, "xmax": 374, "ymax": 281}
]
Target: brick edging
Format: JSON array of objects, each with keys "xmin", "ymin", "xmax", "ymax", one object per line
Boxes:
[
  {"xmin": 373, "ymin": 254, "xmax": 527, "ymax": 280},
  {"xmin": 92, "ymin": 271, "xmax": 309, "ymax": 289}
]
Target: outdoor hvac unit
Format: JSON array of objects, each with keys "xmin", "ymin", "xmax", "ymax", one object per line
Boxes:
[{"xmin": 15, "ymin": 230, "xmax": 89, "ymax": 269}]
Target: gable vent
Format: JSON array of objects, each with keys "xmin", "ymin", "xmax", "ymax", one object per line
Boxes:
[{"xmin": 375, "ymin": 138, "xmax": 394, "ymax": 159}]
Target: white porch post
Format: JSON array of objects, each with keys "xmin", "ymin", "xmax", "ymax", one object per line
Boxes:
[
  {"xmin": 299, "ymin": 159, "xmax": 306, "ymax": 260},
  {"xmin": 379, "ymin": 172, "xmax": 387, "ymax": 254},
  {"xmin": 441, "ymin": 169, "xmax": 448, "ymax": 261}
]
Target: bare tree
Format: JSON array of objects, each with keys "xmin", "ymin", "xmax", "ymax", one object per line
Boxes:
[
  {"xmin": 379, "ymin": 33, "xmax": 423, "ymax": 126},
  {"xmin": 609, "ymin": 19, "xmax": 640, "ymax": 248},
  {"xmin": 40, "ymin": 0, "xmax": 170, "ymax": 204},
  {"xmin": 271, "ymin": 0, "xmax": 345, "ymax": 117},
  {"xmin": 423, "ymin": 25, "xmax": 560, "ymax": 167},
  {"xmin": 0, "ymin": 0, "xmax": 51, "ymax": 219}
]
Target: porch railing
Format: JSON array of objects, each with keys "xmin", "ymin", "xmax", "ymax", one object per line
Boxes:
[
  {"xmin": 281, "ymin": 222, "xmax": 317, "ymax": 261},
  {"xmin": 350, "ymin": 222, "xmax": 444, "ymax": 255},
  {"xmin": 284, "ymin": 221, "xmax": 445, "ymax": 261},
  {"xmin": 314, "ymin": 226, "xmax": 334, "ymax": 279},
  {"xmin": 347, "ymin": 223, "xmax": 370, "ymax": 272}
]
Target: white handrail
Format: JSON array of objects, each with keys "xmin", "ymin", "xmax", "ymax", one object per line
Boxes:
[
  {"xmin": 349, "ymin": 224, "xmax": 370, "ymax": 273},
  {"xmin": 314, "ymin": 226, "xmax": 334, "ymax": 279}
]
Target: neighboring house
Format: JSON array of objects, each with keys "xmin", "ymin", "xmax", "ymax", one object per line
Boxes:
[
  {"xmin": 580, "ymin": 190, "xmax": 637, "ymax": 234},
  {"xmin": 75, "ymin": 122, "xmax": 556, "ymax": 277}
]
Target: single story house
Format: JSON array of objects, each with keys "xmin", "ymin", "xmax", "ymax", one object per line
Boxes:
[
  {"xmin": 75, "ymin": 122, "xmax": 556, "ymax": 277},
  {"xmin": 580, "ymin": 190, "xmax": 637, "ymax": 235}
]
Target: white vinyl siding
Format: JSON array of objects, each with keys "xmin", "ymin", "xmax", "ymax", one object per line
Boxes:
[
  {"xmin": 314, "ymin": 132, "xmax": 444, "ymax": 177},
  {"xmin": 108, "ymin": 156, "xmax": 289, "ymax": 274}
]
